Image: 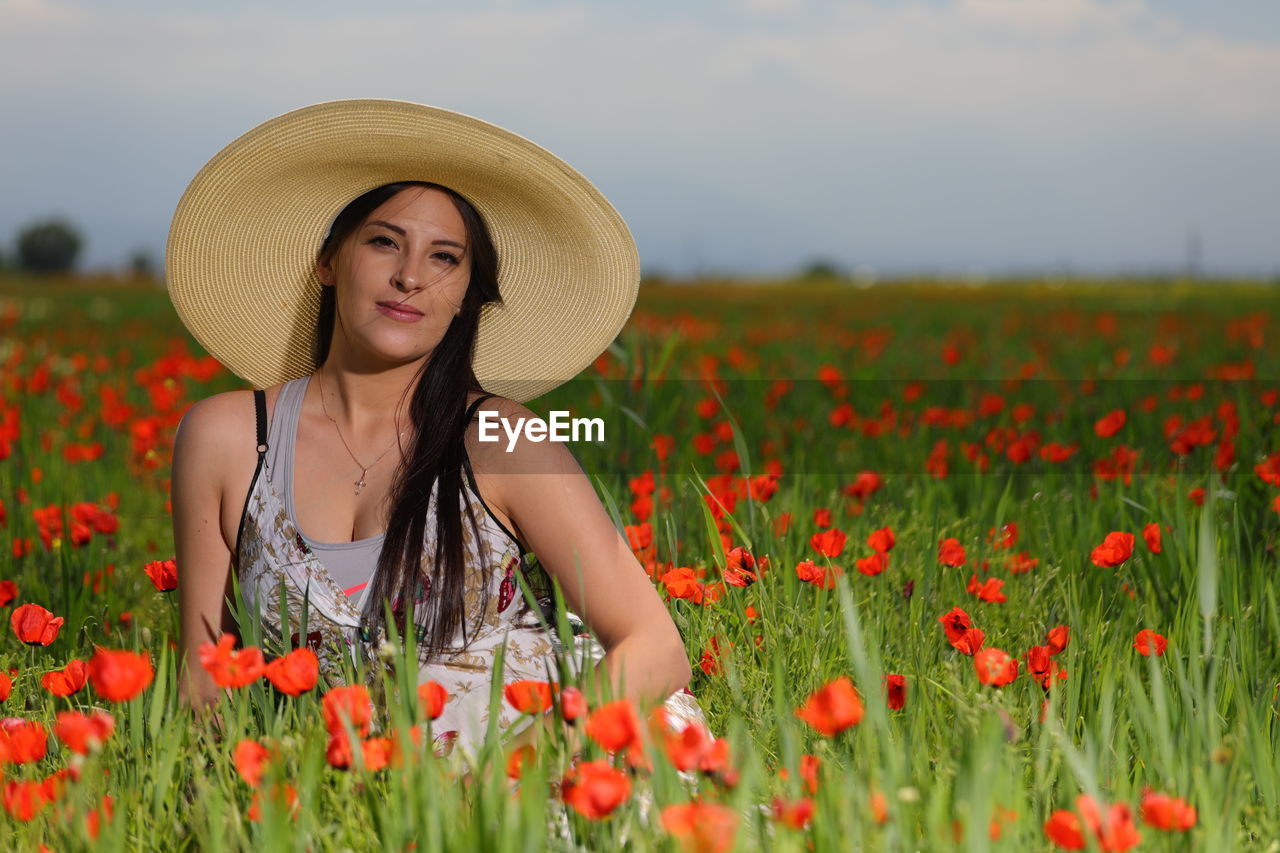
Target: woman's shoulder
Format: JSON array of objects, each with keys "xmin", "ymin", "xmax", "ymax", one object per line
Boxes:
[
  {"xmin": 175, "ymin": 384, "xmax": 287, "ymax": 454},
  {"xmin": 461, "ymin": 392, "xmax": 580, "ymax": 476}
]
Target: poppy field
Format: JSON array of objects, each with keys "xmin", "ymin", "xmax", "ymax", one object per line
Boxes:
[{"xmin": 1, "ymin": 275, "xmax": 1279, "ymax": 851}]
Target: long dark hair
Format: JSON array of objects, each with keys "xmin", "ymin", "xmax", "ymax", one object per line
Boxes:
[{"xmin": 314, "ymin": 181, "xmax": 509, "ymax": 662}]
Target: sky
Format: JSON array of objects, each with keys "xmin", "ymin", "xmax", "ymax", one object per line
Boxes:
[{"xmin": 1, "ymin": 0, "xmax": 1278, "ymax": 278}]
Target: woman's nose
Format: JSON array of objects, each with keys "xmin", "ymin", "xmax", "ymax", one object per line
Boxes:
[{"xmin": 394, "ymin": 256, "xmax": 427, "ymax": 291}]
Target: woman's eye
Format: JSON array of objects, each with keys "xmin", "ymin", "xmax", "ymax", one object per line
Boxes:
[
  {"xmin": 369, "ymin": 235, "xmax": 397, "ymax": 248},
  {"xmin": 433, "ymin": 252, "xmax": 460, "ymax": 265}
]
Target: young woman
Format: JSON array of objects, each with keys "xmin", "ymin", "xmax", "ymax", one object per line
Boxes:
[{"xmin": 169, "ymin": 100, "xmax": 699, "ymax": 752}]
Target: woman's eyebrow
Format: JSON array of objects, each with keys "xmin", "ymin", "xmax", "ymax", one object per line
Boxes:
[{"xmin": 366, "ymin": 219, "xmax": 465, "ymax": 250}]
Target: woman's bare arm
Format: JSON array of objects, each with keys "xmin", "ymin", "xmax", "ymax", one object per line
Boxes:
[
  {"xmin": 472, "ymin": 400, "xmax": 693, "ymax": 710},
  {"xmin": 172, "ymin": 392, "xmax": 251, "ymax": 717}
]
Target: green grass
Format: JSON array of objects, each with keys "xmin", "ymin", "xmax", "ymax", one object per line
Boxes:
[{"xmin": 0, "ymin": 275, "xmax": 1278, "ymax": 850}]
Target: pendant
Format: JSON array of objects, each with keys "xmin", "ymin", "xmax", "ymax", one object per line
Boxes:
[{"xmin": 355, "ymin": 469, "xmax": 368, "ymax": 495}]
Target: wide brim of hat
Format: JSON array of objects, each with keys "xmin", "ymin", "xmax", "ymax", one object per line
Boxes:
[{"xmin": 165, "ymin": 99, "xmax": 639, "ymax": 403}]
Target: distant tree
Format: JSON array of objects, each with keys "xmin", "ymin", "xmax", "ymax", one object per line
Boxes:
[
  {"xmin": 801, "ymin": 259, "xmax": 846, "ymax": 280},
  {"xmin": 16, "ymin": 219, "xmax": 83, "ymax": 274},
  {"xmin": 640, "ymin": 266, "xmax": 669, "ymax": 284},
  {"xmin": 129, "ymin": 249, "xmax": 156, "ymax": 279}
]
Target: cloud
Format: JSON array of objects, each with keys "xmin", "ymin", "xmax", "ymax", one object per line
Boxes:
[{"xmin": 0, "ymin": 0, "xmax": 1277, "ymax": 272}]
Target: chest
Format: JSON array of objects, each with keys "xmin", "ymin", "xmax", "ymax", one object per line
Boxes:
[
  {"xmin": 292, "ymin": 413, "xmax": 399, "ymax": 543},
  {"xmin": 288, "ymin": 417, "xmax": 521, "ymax": 546}
]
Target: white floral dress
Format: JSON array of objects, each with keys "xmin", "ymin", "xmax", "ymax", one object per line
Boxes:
[{"xmin": 234, "ymin": 388, "xmax": 706, "ymax": 757}]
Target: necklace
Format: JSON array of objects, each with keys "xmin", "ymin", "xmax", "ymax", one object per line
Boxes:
[{"xmin": 316, "ymin": 369, "xmax": 407, "ymax": 496}]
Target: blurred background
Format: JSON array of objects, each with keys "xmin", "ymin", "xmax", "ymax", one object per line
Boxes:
[{"xmin": 0, "ymin": 0, "xmax": 1277, "ymax": 284}]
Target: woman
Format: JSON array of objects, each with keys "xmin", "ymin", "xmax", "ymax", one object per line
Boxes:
[{"xmin": 169, "ymin": 100, "xmax": 697, "ymax": 753}]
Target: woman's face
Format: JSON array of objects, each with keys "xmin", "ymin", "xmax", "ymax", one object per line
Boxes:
[{"xmin": 318, "ymin": 185, "xmax": 471, "ymax": 368}]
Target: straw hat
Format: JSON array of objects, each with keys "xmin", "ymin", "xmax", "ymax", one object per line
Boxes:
[{"xmin": 165, "ymin": 99, "xmax": 639, "ymax": 403}]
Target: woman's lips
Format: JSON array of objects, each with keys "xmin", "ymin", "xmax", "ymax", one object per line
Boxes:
[{"xmin": 376, "ymin": 301, "xmax": 425, "ymax": 322}]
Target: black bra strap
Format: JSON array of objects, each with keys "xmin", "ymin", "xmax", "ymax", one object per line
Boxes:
[
  {"xmin": 253, "ymin": 388, "xmax": 268, "ymax": 457},
  {"xmin": 464, "ymin": 392, "xmax": 498, "ymax": 422},
  {"xmin": 235, "ymin": 389, "xmax": 270, "ymax": 566}
]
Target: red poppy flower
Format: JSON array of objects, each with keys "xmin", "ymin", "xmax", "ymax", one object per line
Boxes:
[
  {"xmin": 855, "ymin": 551, "xmax": 889, "ymax": 576},
  {"xmin": 869, "ymin": 790, "xmax": 889, "ymax": 824},
  {"xmin": 87, "ymin": 647, "xmax": 154, "ymax": 701},
  {"xmin": 812, "ymin": 508, "xmax": 832, "ymax": 528},
  {"xmin": 1090, "ymin": 532, "xmax": 1135, "ymax": 568},
  {"xmin": 660, "ymin": 801, "xmax": 738, "ymax": 853},
  {"xmin": 973, "ymin": 647, "xmax": 1019, "ymax": 686},
  {"xmin": 234, "ymin": 738, "xmax": 272, "ymax": 786},
  {"xmin": 2, "ymin": 779, "xmax": 47, "ymax": 821},
  {"xmin": 1005, "ymin": 551, "xmax": 1039, "ymax": 573},
  {"xmin": 1095, "ymin": 409, "xmax": 1127, "ymax": 438},
  {"xmin": 0, "ymin": 579, "xmax": 16, "ymax": 607},
  {"xmin": 843, "ymin": 471, "xmax": 884, "ymax": 503},
  {"xmin": 361, "ymin": 736, "xmax": 396, "ymax": 771},
  {"xmin": 937, "ymin": 537, "xmax": 967, "ymax": 567},
  {"xmin": 263, "ymin": 648, "xmax": 319, "ymax": 696},
  {"xmin": 698, "ymin": 738, "xmax": 739, "ymax": 787},
  {"xmin": 722, "ymin": 549, "xmax": 757, "ymax": 587},
  {"xmin": 10, "ymin": 603, "xmax": 64, "ymax": 646},
  {"xmin": 143, "ymin": 559, "xmax": 178, "ymax": 592},
  {"xmin": 966, "ymin": 573, "xmax": 1007, "ymax": 603},
  {"xmin": 883, "ymin": 673, "xmax": 907, "ymax": 710},
  {"xmin": 798, "ymin": 754, "xmax": 820, "ymax": 794},
  {"xmin": 796, "ymin": 559, "xmax": 841, "ymax": 589},
  {"xmin": 1025, "ymin": 645, "xmax": 1067, "ymax": 690},
  {"xmin": 418, "ymin": 680, "xmax": 448, "ymax": 720},
  {"xmin": 795, "ymin": 676, "xmax": 864, "ymax": 736},
  {"xmin": 1142, "ymin": 523, "xmax": 1162, "ymax": 554},
  {"xmin": 41, "ymin": 658, "xmax": 88, "ymax": 697},
  {"xmin": 699, "ymin": 635, "xmax": 731, "ymax": 677},
  {"xmin": 1076, "ymin": 795, "xmax": 1141, "ymax": 851},
  {"xmin": 325, "ymin": 729, "xmax": 356, "ymax": 769},
  {"xmin": 322, "ymin": 685, "xmax": 373, "ymax": 737},
  {"xmin": 0, "ymin": 671, "xmax": 8, "ymax": 702},
  {"xmin": 809, "ymin": 528, "xmax": 847, "ymax": 558},
  {"xmin": 771, "ymin": 796, "xmax": 815, "ymax": 829},
  {"xmin": 660, "ymin": 567, "xmax": 706, "ymax": 603},
  {"xmin": 198, "ymin": 634, "xmax": 265, "ymax": 689},
  {"xmin": 0, "ymin": 719, "xmax": 47, "ymax": 765},
  {"xmin": 1046, "ymin": 625, "xmax": 1070, "ymax": 656},
  {"xmin": 1139, "ymin": 789, "xmax": 1196, "ymax": 831},
  {"xmin": 247, "ymin": 783, "xmax": 299, "ymax": 822},
  {"xmin": 625, "ymin": 523, "xmax": 653, "ymax": 558},
  {"xmin": 773, "ymin": 512, "xmax": 792, "ymax": 537},
  {"xmin": 559, "ymin": 685, "xmax": 586, "ymax": 722},
  {"xmin": 54, "ymin": 710, "xmax": 114, "ymax": 755},
  {"xmin": 938, "ymin": 606, "xmax": 985, "ymax": 655},
  {"xmin": 866, "ymin": 526, "xmax": 895, "ymax": 552},
  {"xmin": 500, "ymin": 680, "xmax": 553, "ymax": 716},
  {"xmin": 562, "ymin": 760, "xmax": 631, "ymax": 819},
  {"xmin": 986, "ymin": 521, "xmax": 1018, "ymax": 550},
  {"xmin": 1044, "ymin": 809, "xmax": 1085, "ymax": 849},
  {"xmin": 586, "ymin": 699, "xmax": 644, "ymax": 757},
  {"xmin": 748, "ymin": 474, "xmax": 778, "ymax": 502},
  {"xmin": 663, "ymin": 720, "xmax": 713, "ymax": 771},
  {"xmin": 84, "ymin": 793, "xmax": 114, "ymax": 841},
  {"xmin": 504, "ymin": 743, "xmax": 536, "ymax": 781},
  {"xmin": 1134, "ymin": 629, "xmax": 1167, "ymax": 657}
]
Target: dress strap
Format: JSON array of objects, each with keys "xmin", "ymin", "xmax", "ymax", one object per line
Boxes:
[
  {"xmin": 234, "ymin": 390, "xmax": 271, "ymax": 565},
  {"xmin": 254, "ymin": 388, "xmax": 269, "ymax": 458}
]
